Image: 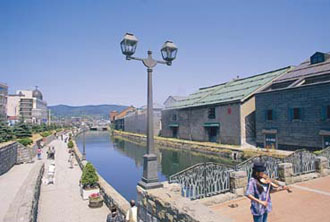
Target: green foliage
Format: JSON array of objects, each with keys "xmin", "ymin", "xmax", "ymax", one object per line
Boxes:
[
  {"xmin": 0, "ymin": 121, "xmax": 14, "ymax": 143},
  {"xmin": 81, "ymin": 162, "xmax": 98, "ymax": 188},
  {"xmin": 13, "ymin": 122, "xmax": 32, "ymax": 138},
  {"xmin": 67, "ymin": 140, "xmax": 74, "ymax": 148},
  {"xmin": 40, "ymin": 131, "xmax": 52, "ymax": 138},
  {"xmin": 17, "ymin": 137, "xmax": 33, "ymax": 146},
  {"xmin": 56, "ymin": 128, "xmax": 63, "ymax": 133}
]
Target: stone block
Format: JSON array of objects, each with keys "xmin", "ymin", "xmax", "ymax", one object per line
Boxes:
[
  {"xmin": 230, "ymin": 170, "xmax": 247, "ymax": 191},
  {"xmin": 315, "ymin": 156, "xmax": 329, "ymax": 177},
  {"xmin": 278, "ymin": 163, "xmax": 293, "ymax": 184}
]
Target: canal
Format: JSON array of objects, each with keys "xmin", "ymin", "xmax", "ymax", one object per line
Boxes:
[{"xmin": 75, "ymin": 131, "xmax": 235, "ymax": 201}]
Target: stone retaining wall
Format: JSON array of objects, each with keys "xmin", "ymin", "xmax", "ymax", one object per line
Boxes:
[
  {"xmin": 71, "ymin": 139, "xmax": 130, "ymax": 217},
  {"xmin": 0, "ymin": 142, "xmax": 18, "ymax": 176},
  {"xmin": 16, "ymin": 134, "xmax": 57, "ymax": 164},
  {"xmin": 112, "ymin": 130, "xmax": 244, "ymax": 160},
  {"xmin": 3, "ymin": 162, "xmax": 44, "ymax": 222}
]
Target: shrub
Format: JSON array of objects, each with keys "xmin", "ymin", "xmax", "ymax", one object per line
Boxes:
[
  {"xmin": 81, "ymin": 162, "xmax": 98, "ymax": 189},
  {"xmin": 17, "ymin": 138, "xmax": 33, "ymax": 146},
  {"xmin": 13, "ymin": 122, "xmax": 32, "ymax": 138},
  {"xmin": 40, "ymin": 131, "xmax": 52, "ymax": 138},
  {"xmin": 67, "ymin": 140, "xmax": 74, "ymax": 149}
]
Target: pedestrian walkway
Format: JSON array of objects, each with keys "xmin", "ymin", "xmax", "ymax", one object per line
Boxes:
[
  {"xmin": 0, "ymin": 159, "xmax": 37, "ymax": 222},
  {"xmin": 38, "ymin": 138, "xmax": 109, "ymax": 222},
  {"xmin": 210, "ymin": 176, "xmax": 330, "ymax": 222}
]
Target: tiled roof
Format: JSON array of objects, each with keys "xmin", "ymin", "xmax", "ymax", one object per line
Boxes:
[
  {"xmin": 166, "ymin": 66, "xmax": 291, "ymax": 110},
  {"xmin": 275, "ymin": 52, "xmax": 330, "ymax": 83}
]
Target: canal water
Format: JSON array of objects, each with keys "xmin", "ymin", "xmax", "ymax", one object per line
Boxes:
[{"xmin": 75, "ymin": 131, "xmax": 235, "ymax": 201}]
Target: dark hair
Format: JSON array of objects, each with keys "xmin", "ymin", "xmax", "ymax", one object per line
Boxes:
[
  {"xmin": 252, "ymin": 169, "xmax": 265, "ymax": 194},
  {"xmin": 130, "ymin": 200, "xmax": 135, "ymax": 207},
  {"xmin": 111, "ymin": 206, "xmax": 117, "ymax": 213}
]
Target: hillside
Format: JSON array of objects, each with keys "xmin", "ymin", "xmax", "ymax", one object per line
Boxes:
[{"xmin": 48, "ymin": 104, "xmax": 128, "ymax": 119}]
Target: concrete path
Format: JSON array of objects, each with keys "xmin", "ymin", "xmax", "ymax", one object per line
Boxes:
[
  {"xmin": 0, "ymin": 159, "xmax": 37, "ymax": 222},
  {"xmin": 38, "ymin": 138, "xmax": 109, "ymax": 222},
  {"xmin": 210, "ymin": 176, "xmax": 330, "ymax": 222}
]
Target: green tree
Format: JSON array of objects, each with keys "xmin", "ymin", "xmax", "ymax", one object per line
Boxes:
[
  {"xmin": 0, "ymin": 121, "xmax": 14, "ymax": 143},
  {"xmin": 13, "ymin": 122, "xmax": 32, "ymax": 138},
  {"xmin": 81, "ymin": 162, "xmax": 98, "ymax": 189},
  {"xmin": 67, "ymin": 140, "xmax": 74, "ymax": 148}
]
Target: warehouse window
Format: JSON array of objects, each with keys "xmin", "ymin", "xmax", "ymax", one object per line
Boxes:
[{"xmin": 208, "ymin": 107, "xmax": 216, "ymax": 119}]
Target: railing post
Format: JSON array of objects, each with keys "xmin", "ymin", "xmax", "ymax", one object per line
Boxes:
[
  {"xmin": 278, "ymin": 163, "xmax": 294, "ymax": 185},
  {"xmin": 315, "ymin": 156, "xmax": 329, "ymax": 177},
  {"xmin": 229, "ymin": 170, "xmax": 247, "ymax": 196}
]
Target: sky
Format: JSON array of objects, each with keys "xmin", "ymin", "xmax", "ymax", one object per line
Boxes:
[{"xmin": 1, "ymin": 0, "xmax": 330, "ymax": 107}]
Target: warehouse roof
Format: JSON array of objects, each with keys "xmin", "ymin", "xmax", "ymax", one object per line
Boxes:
[{"xmin": 166, "ymin": 66, "xmax": 291, "ymax": 110}]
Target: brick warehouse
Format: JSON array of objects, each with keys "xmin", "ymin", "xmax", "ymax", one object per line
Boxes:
[
  {"xmin": 255, "ymin": 52, "xmax": 330, "ymax": 151},
  {"xmin": 161, "ymin": 66, "xmax": 291, "ymax": 146}
]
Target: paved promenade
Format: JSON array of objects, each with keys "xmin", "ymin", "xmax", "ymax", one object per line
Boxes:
[
  {"xmin": 210, "ymin": 176, "xmax": 330, "ymax": 222},
  {"xmin": 0, "ymin": 159, "xmax": 37, "ymax": 222},
  {"xmin": 38, "ymin": 138, "xmax": 109, "ymax": 222}
]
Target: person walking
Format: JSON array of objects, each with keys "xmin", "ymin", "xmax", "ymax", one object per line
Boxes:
[
  {"xmin": 68, "ymin": 152, "xmax": 74, "ymax": 168},
  {"xmin": 126, "ymin": 200, "xmax": 137, "ymax": 222},
  {"xmin": 246, "ymin": 162, "xmax": 290, "ymax": 222},
  {"xmin": 107, "ymin": 206, "xmax": 123, "ymax": 222},
  {"xmin": 37, "ymin": 147, "xmax": 42, "ymax": 160}
]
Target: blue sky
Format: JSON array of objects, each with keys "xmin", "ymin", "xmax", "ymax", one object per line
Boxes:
[{"xmin": 1, "ymin": 0, "xmax": 330, "ymax": 106}]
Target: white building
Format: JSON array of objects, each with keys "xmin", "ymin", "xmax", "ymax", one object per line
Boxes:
[
  {"xmin": 0, "ymin": 83, "xmax": 8, "ymax": 121},
  {"xmin": 7, "ymin": 87, "xmax": 48, "ymax": 124}
]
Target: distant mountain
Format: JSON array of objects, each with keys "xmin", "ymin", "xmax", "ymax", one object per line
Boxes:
[{"xmin": 48, "ymin": 104, "xmax": 128, "ymax": 119}]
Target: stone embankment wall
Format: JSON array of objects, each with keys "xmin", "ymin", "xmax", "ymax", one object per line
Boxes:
[
  {"xmin": 0, "ymin": 142, "xmax": 18, "ymax": 176},
  {"xmin": 3, "ymin": 162, "xmax": 44, "ymax": 222},
  {"xmin": 112, "ymin": 130, "xmax": 246, "ymax": 160},
  {"xmin": 17, "ymin": 134, "xmax": 57, "ymax": 164},
  {"xmin": 0, "ymin": 134, "xmax": 57, "ymax": 175},
  {"xmin": 71, "ymin": 139, "xmax": 130, "ymax": 216}
]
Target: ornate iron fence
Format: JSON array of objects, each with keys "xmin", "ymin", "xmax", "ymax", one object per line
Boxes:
[
  {"xmin": 236, "ymin": 155, "xmax": 283, "ymax": 180},
  {"xmin": 284, "ymin": 149, "xmax": 317, "ymax": 175},
  {"xmin": 318, "ymin": 147, "xmax": 330, "ymax": 168},
  {"xmin": 169, "ymin": 162, "xmax": 232, "ymax": 200}
]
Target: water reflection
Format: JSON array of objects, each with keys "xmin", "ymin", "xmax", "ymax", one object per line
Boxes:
[{"xmin": 76, "ymin": 131, "xmax": 234, "ymax": 201}]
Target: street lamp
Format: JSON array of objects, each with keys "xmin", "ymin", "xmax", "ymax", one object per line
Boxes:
[
  {"xmin": 82, "ymin": 122, "xmax": 86, "ymax": 161},
  {"xmin": 120, "ymin": 33, "xmax": 177, "ymax": 190}
]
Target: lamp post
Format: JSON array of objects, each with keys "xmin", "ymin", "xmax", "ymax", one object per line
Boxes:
[
  {"xmin": 120, "ymin": 33, "xmax": 178, "ymax": 190},
  {"xmin": 82, "ymin": 122, "xmax": 86, "ymax": 161}
]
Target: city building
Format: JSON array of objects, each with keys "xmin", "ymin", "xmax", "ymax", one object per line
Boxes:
[
  {"xmin": 110, "ymin": 111, "xmax": 118, "ymax": 123},
  {"xmin": 7, "ymin": 87, "xmax": 48, "ymax": 124},
  {"xmin": 0, "ymin": 82, "xmax": 8, "ymax": 121},
  {"xmin": 113, "ymin": 106, "xmax": 136, "ymax": 130},
  {"xmin": 255, "ymin": 52, "xmax": 330, "ymax": 151},
  {"xmin": 161, "ymin": 66, "xmax": 291, "ymax": 145},
  {"xmin": 124, "ymin": 104, "xmax": 163, "ymax": 136}
]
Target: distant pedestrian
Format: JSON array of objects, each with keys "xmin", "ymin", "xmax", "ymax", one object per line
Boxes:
[
  {"xmin": 37, "ymin": 148, "xmax": 42, "ymax": 160},
  {"xmin": 126, "ymin": 200, "xmax": 137, "ymax": 222},
  {"xmin": 68, "ymin": 152, "xmax": 74, "ymax": 168},
  {"xmin": 107, "ymin": 206, "xmax": 123, "ymax": 222}
]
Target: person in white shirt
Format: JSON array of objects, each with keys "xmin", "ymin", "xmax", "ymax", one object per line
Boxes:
[
  {"xmin": 48, "ymin": 161, "xmax": 56, "ymax": 184},
  {"xmin": 126, "ymin": 200, "xmax": 137, "ymax": 222}
]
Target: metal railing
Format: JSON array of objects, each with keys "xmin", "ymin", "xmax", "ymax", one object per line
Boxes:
[
  {"xmin": 284, "ymin": 149, "xmax": 317, "ymax": 175},
  {"xmin": 169, "ymin": 147, "xmax": 330, "ymax": 200},
  {"xmin": 169, "ymin": 162, "xmax": 232, "ymax": 200},
  {"xmin": 236, "ymin": 155, "xmax": 283, "ymax": 180}
]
